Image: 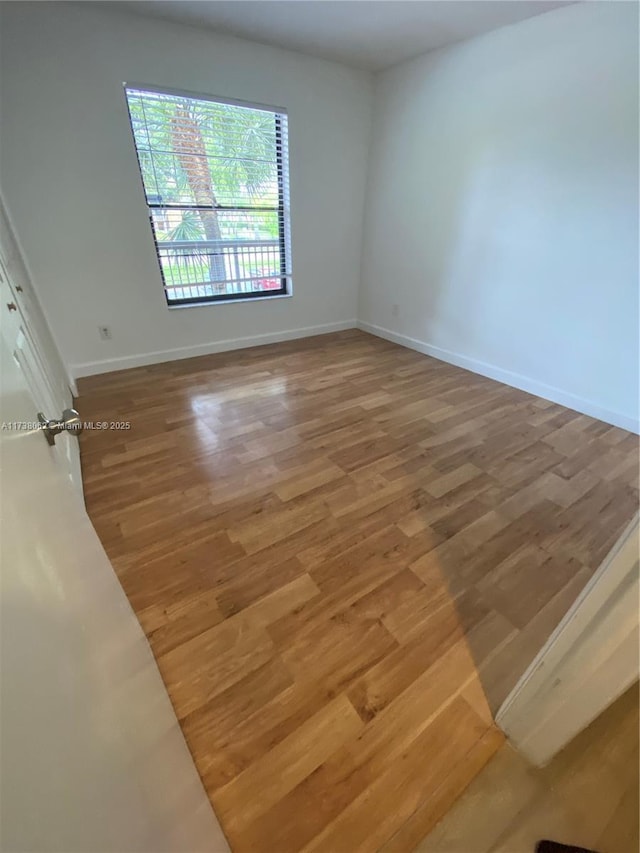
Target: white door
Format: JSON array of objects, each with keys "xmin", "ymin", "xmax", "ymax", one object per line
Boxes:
[{"xmin": 0, "ymin": 215, "xmax": 229, "ymax": 852}]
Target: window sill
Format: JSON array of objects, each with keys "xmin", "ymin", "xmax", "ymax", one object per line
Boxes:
[{"xmin": 167, "ymin": 292, "xmax": 293, "ymax": 310}]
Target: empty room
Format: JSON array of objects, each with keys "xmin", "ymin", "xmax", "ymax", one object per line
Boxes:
[{"xmin": 0, "ymin": 1, "xmax": 638, "ymax": 852}]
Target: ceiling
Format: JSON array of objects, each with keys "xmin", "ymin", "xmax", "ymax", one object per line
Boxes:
[{"xmin": 112, "ymin": 1, "xmax": 575, "ymax": 71}]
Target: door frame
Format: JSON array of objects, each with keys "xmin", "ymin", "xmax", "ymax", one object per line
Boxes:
[
  {"xmin": 0, "ymin": 195, "xmax": 84, "ymax": 495},
  {"xmin": 496, "ymin": 513, "xmax": 639, "ymax": 766}
]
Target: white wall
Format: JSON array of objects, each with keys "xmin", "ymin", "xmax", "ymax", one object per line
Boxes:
[
  {"xmin": 2, "ymin": 2, "xmax": 638, "ymax": 431},
  {"xmin": 359, "ymin": 2, "xmax": 639, "ymax": 432},
  {"xmin": 0, "ymin": 2, "xmax": 372, "ymax": 376}
]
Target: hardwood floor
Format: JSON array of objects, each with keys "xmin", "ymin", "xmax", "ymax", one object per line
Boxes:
[
  {"xmin": 416, "ymin": 682, "xmax": 639, "ymax": 853},
  {"xmin": 78, "ymin": 330, "xmax": 639, "ymax": 852}
]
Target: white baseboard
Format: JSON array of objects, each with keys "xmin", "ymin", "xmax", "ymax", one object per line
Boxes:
[
  {"xmin": 71, "ymin": 317, "xmax": 639, "ymax": 434},
  {"xmin": 357, "ymin": 320, "xmax": 639, "ymax": 434},
  {"xmin": 67, "ymin": 370, "xmax": 79, "ymax": 399},
  {"xmin": 72, "ymin": 320, "xmax": 357, "ymax": 380}
]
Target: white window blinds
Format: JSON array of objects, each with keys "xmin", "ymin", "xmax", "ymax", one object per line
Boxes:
[{"xmin": 124, "ymin": 86, "xmax": 292, "ymax": 305}]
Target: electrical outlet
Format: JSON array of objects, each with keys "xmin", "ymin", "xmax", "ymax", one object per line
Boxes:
[
  {"xmin": 391, "ymin": 304, "xmax": 399, "ymax": 319},
  {"xmin": 98, "ymin": 325, "xmax": 112, "ymax": 340}
]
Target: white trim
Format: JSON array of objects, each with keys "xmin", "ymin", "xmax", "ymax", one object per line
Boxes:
[
  {"xmin": 357, "ymin": 320, "xmax": 639, "ymax": 434},
  {"xmin": 124, "ymin": 82, "xmax": 288, "ymax": 116},
  {"xmin": 168, "ymin": 292, "xmax": 292, "ymax": 310},
  {"xmin": 496, "ymin": 515, "xmax": 639, "ymax": 766},
  {"xmin": 0, "ymin": 190, "xmax": 78, "ymax": 399},
  {"xmin": 71, "ymin": 320, "xmax": 356, "ymax": 380},
  {"xmin": 68, "ymin": 373, "xmax": 79, "ymax": 398}
]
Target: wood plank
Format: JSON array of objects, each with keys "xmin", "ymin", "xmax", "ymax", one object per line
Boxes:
[
  {"xmin": 301, "ymin": 698, "xmax": 495, "ymax": 853},
  {"xmin": 77, "ymin": 329, "xmax": 639, "ymax": 850},
  {"xmin": 211, "ymin": 694, "xmax": 364, "ymax": 833}
]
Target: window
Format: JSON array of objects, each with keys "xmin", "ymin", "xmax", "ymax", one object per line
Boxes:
[{"xmin": 124, "ymin": 85, "xmax": 292, "ymax": 306}]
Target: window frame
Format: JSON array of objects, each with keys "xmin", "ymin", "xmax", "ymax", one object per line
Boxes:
[{"xmin": 123, "ymin": 83, "xmax": 293, "ymax": 308}]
